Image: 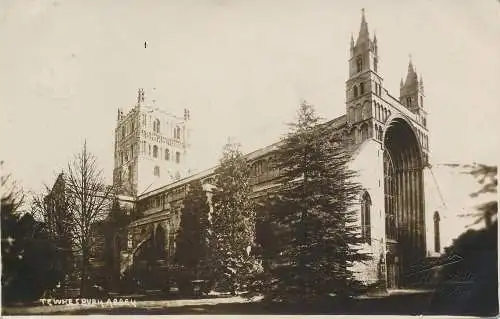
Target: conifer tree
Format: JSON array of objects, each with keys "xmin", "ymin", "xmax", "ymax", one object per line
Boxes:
[
  {"xmin": 208, "ymin": 141, "xmax": 257, "ymax": 294},
  {"xmin": 175, "ymin": 180, "xmax": 210, "ymax": 279},
  {"xmin": 257, "ymin": 101, "xmax": 369, "ymax": 302}
]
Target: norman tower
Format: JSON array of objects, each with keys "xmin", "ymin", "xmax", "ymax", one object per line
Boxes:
[{"xmin": 113, "ymin": 88, "xmax": 191, "ymax": 196}]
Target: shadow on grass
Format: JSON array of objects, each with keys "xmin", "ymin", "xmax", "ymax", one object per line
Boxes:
[{"xmin": 3, "ymin": 287, "xmax": 497, "ymax": 316}]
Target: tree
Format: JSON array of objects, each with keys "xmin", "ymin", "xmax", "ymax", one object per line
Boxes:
[
  {"xmin": 31, "ymin": 179, "xmax": 74, "ymax": 284},
  {"xmin": 1, "ymin": 163, "xmax": 64, "ymax": 302},
  {"xmin": 429, "ymin": 162, "xmax": 498, "ymax": 315},
  {"xmin": 102, "ymin": 199, "xmax": 132, "ymax": 290},
  {"xmin": 208, "ymin": 141, "xmax": 257, "ymax": 294},
  {"xmin": 175, "ymin": 180, "xmax": 210, "ymax": 279},
  {"xmin": 465, "ymin": 163, "xmax": 497, "ymax": 228},
  {"xmin": 443, "ymin": 163, "xmax": 497, "ymax": 228},
  {"xmin": 256, "ymin": 101, "xmax": 369, "ymax": 302},
  {"xmin": 64, "ymin": 142, "xmax": 117, "ymax": 295}
]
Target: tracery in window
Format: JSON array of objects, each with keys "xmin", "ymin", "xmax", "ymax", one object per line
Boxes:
[{"xmin": 361, "ymin": 191, "xmax": 372, "ymax": 244}]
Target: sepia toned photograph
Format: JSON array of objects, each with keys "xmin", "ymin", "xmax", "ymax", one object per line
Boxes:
[{"xmin": 1, "ymin": 0, "xmax": 498, "ymax": 316}]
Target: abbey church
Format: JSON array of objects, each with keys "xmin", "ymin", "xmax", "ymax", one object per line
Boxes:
[{"xmin": 114, "ymin": 10, "xmax": 437, "ymax": 289}]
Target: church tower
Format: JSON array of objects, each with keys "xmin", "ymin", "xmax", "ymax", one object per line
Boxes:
[
  {"xmin": 345, "ymin": 9, "xmax": 383, "ymax": 145},
  {"xmin": 113, "ymin": 88, "xmax": 191, "ymax": 196},
  {"xmin": 400, "ymin": 57, "xmax": 428, "ymax": 129}
]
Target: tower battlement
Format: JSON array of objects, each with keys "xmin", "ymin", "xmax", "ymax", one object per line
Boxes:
[{"xmin": 113, "ymin": 88, "xmax": 191, "ymax": 196}]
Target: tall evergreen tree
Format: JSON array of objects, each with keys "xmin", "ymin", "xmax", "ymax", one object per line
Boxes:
[
  {"xmin": 175, "ymin": 180, "xmax": 210, "ymax": 279},
  {"xmin": 209, "ymin": 141, "xmax": 257, "ymax": 294},
  {"xmin": 257, "ymin": 101, "xmax": 369, "ymax": 302}
]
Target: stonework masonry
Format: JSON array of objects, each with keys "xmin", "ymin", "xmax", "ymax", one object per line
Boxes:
[{"xmin": 115, "ymin": 10, "xmax": 438, "ymax": 290}]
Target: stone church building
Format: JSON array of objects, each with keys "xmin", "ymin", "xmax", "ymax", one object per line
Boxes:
[{"xmin": 114, "ymin": 10, "xmax": 438, "ymax": 290}]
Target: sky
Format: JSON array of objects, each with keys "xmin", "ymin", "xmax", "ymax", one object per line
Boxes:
[{"xmin": 1, "ymin": 1, "xmax": 499, "ymax": 243}]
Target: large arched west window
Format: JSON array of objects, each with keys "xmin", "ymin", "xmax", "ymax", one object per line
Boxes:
[
  {"xmin": 383, "ymin": 117, "xmax": 425, "ymax": 286},
  {"xmin": 361, "ymin": 191, "xmax": 372, "ymax": 244}
]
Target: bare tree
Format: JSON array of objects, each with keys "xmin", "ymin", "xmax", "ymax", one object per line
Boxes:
[
  {"xmin": 64, "ymin": 142, "xmax": 117, "ymax": 294},
  {"xmin": 1, "ymin": 160, "xmax": 25, "ymax": 215}
]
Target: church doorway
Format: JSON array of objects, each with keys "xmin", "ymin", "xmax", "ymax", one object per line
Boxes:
[{"xmin": 386, "ymin": 253, "xmax": 399, "ymax": 289}]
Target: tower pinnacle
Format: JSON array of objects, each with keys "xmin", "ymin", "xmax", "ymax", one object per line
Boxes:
[
  {"xmin": 356, "ymin": 8, "xmax": 369, "ymax": 45},
  {"xmin": 137, "ymin": 88, "xmax": 145, "ymax": 105},
  {"xmin": 408, "ymin": 54, "xmax": 414, "ymax": 73}
]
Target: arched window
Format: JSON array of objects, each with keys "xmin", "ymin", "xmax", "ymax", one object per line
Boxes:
[
  {"xmin": 153, "ymin": 145, "xmax": 158, "ymax": 158},
  {"xmin": 360, "ymin": 82, "xmax": 365, "ymax": 95},
  {"xmin": 154, "ymin": 119, "xmax": 161, "ymax": 133},
  {"xmin": 349, "ymin": 107, "xmax": 355, "ymax": 122},
  {"xmin": 356, "ymin": 56, "xmax": 363, "ymax": 73},
  {"xmin": 165, "ymin": 148, "xmax": 170, "ymax": 160},
  {"xmin": 155, "ymin": 224, "xmax": 166, "ymax": 255},
  {"xmin": 374, "ymin": 57, "xmax": 378, "ymax": 72},
  {"xmin": 384, "ymin": 151, "xmax": 396, "ymax": 240},
  {"xmin": 434, "ymin": 211, "xmax": 441, "ymax": 253},
  {"xmin": 154, "ymin": 165, "xmax": 160, "ymax": 177},
  {"xmin": 361, "ymin": 191, "xmax": 372, "ymax": 244},
  {"xmin": 360, "ymin": 124, "xmax": 369, "ymax": 141},
  {"xmin": 175, "ymin": 151, "xmax": 180, "ymax": 164},
  {"xmin": 174, "ymin": 126, "xmax": 181, "ymax": 139},
  {"xmin": 355, "ymin": 107, "xmax": 362, "ymax": 122},
  {"xmin": 353, "ymin": 86, "xmax": 358, "ymax": 98},
  {"xmin": 363, "ymin": 102, "xmax": 370, "ymax": 120},
  {"xmin": 406, "ymin": 97, "xmax": 412, "ymax": 107}
]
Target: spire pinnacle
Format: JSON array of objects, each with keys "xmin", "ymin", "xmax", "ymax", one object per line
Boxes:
[
  {"xmin": 356, "ymin": 8, "xmax": 369, "ymax": 45},
  {"xmin": 408, "ymin": 53, "xmax": 414, "ymax": 72}
]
